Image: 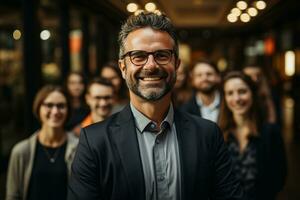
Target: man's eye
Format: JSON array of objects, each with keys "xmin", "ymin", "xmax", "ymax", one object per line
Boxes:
[
  {"xmin": 131, "ymin": 52, "xmax": 147, "ymax": 60},
  {"xmin": 155, "ymin": 52, "xmax": 170, "ymax": 61}
]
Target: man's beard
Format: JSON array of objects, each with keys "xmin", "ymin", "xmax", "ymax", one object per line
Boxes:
[
  {"xmin": 124, "ymin": 64, "xmax": 176, "ymax": 101},
  {"xmin": 197, "ymin": 83, "xmax": 218, "ymax": 95}
]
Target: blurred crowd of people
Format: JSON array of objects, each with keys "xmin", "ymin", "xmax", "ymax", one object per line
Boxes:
[{"xmin": 4, "ymin": 55, "xmax": 287, "ymax": 200}]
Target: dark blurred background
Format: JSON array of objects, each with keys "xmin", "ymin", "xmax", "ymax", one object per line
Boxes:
[{"xmin": 0, "ymin": 0, "xmax": 299, "ymax": 199}]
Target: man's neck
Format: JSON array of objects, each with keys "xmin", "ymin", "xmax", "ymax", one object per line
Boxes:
[
  {"xmin": 196, "ymin": 91, "xmax": 217, "ymax": 106},
  {"xmin": 130, "ymin": 93, "xmax": 172, "ymax": 126}
]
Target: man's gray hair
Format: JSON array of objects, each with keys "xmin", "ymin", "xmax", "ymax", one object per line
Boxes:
[{"xmin": 118, "ymin": 11, "xmax": 179, "ymax": 59}]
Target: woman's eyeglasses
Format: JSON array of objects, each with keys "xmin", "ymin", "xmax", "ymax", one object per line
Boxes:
[{"xmin": 42, "ymin": 102, "xmax": 67, "ymax": 110}]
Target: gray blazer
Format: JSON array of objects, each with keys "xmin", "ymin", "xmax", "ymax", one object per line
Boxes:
[{"xmin": 6, "ymin": 132, "xmax": 78, "ymax": 200}]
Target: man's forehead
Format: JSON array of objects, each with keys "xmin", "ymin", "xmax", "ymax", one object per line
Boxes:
[
  {"xmin": 124, "ymin": 27, "xmax": 174, "ymax": 50},
  {"xmin": 90, "ymin": 84, "xmax": 113, "ymax": 92},
  {"xmin": 193, "ymin": 63, "xmax": 216, "ymax": 73}
]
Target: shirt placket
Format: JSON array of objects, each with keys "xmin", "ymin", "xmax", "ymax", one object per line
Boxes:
[{"xmin": 153, "ymin": 127, "xmax": 170, "ymax": 200}]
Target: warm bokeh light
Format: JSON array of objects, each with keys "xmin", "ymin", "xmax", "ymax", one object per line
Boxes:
[
  {"xmin": 240, "ymin": 13, "xmax": 250, "ymax": 22},
  {"xmin": 153, "ymin": 10, "xmax": 162, "ymax": 15},
  {"xmin": 134, "ymin": 9, "xmax": 144, "ymax": 16},
  {"xmin": 127, "ymin": 3, "xmax": 138, "ymax": 13},
  {"xmin": 40, "ymin": 30, "xmax": 51, "ymax": 40},
  {"xmin": 231, "ymin": 8, "xmax": 242, "ymax": 16},
  {"xmin": 236, "ymin": 1, "xmax": 248, "ymax": 10},
  {"xmin": 285, "ymin": 50, "xmax": 295, "ymax": 76},
  {"xmin": 247, "ymin": 7, "xmax": 258, "ymax": 17},
  {"xmin": 256, "ymin": 0, "xmax": 267, "ymax": 10},
  {"xmin": 145, "ymin": 2, "xmax": 156, "ymax": 12},
  {"xmin": 217, "ymin": 58, "xmax": 228, "ymax": 71},
  {"xmin": 227, "ymin": 13, "xmax": 238, "ymax": 23},
  {"xmin": 13, "ymin": 29, "xmax": 21, "ymax": 40}
]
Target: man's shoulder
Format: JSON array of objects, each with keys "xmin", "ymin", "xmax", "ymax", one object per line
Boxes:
[
  {"xmin": 81, "ymin": 107, "xmax": 132, "ymax": 140},
  {"xmin": 180, "ymin": 94, "xmax": 196, "ymax": 106},
  {"xmin": 175, "ymin": 109, "xmax": 219, "ymax": 132},
  {"xmin": 82, "ymin": 112, "xmax": 119, "ymax": 135},
  {"xmin": 179, "ymin": 94, "xmax": 199, "ymax": 113}
]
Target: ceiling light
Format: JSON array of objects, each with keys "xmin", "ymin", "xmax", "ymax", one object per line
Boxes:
[
  {"xmin": 285, "ymin": 50, "xmax": 295, "ymax": 76},
  {"xmin": 13, "ymin": 29, "xmax": 21, "ymax": 40},
  {"xmin": 236, "ymin": 1, "xmax": 248, "ymax": 10},
  {"xmin": 145, "ymin": 2, "xmax": 156, "ymax": 12},
  {"xmin": 227, "ymin": 13, "xmax": 238, "ymax": 23},
  {"xmin": 127, "ymin": 3, "xmax": 138, "ymax": 13},
  {"xmin": 40, "ymin": 30, "xmax": 51, "ymax": 40},
  {"xmin": 231, "ymin": 8, "xmax": 241, "ymax": 16},
  {"xmin": 256, "ymin": 1, "xmax": 266, "ymax": 10},
  {"xmin": 240, "ymin": 13, "xmax": 250, "ymax": 23},
  {"xmin": 247, "ymin": 7, "xmax": 258, "ymax": 16}
]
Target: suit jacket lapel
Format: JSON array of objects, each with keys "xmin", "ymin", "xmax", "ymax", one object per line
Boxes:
[
  {"xmin": 175, "ymin": 110, "xmax": 198, "ymax": 200},
  {"xmin": 111, "ymin": 105, "xmax": 145, "ymax": 199}
]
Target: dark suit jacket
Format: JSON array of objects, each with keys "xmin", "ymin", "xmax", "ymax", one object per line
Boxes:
[
  {"xmin": 254, "ymin": 123, "xmax": 287, "ymax": 199},
  {"xmin": 68, "ymin": 105, "xmax": 243, "ymax": 200},
  {"xmin": 180, "ymin": 94, "xmax": 201, "ymax": 117}
]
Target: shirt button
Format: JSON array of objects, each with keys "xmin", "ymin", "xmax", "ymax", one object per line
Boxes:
[
  {"xmin": 155, "ymin": 139, "xmax": 160, "ymax": 144},
  {"xmin": 150, "ymin": 123, "xmax": 156, "ymax": 129},
  {"xmin": 158, "ymin": 176, "xmax": 165, "ymax": 181}
]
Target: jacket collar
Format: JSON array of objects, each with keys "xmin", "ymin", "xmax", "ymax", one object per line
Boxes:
[
  {"xmin": 112, "ymin": 105, "xmax": 198, "ymax": 199},
  {"xmin": 174, "ymin": 109, "xmax": 198, "ymax": 199},
  {"xmin": 110, "ymin": 105, "xmax": 146, "ymax": 199}
]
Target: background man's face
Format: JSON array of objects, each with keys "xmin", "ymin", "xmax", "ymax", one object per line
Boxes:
[
  {"xmin": 86, "ymin": 84, "xmax": 114, "ymax": 119},
  {"xmin": 191, "ymin": 63, "xmax": 220, "ymax": 94},
  {"xmin": 119, "ymin": 27, "xmax": 179, "ymax": 101}
]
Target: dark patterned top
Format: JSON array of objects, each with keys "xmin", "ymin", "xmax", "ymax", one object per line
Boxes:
[{"xmin": 227, "ymin": 135, "xmax": 258, "ymax": 200}]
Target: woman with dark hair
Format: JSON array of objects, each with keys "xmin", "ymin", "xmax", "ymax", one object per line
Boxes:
[
  {"xmin": 100, "ymin": 61, "xmax": 129, "ymax": 113},
  {"xmin": 6, "ymin": 85, "xmax": 78, "ymax": 200},
  {"xmin": 64, "ymin": 72, "xmax": 89, "ymax": 130},
  {"xmin": 218, "ymin": 71, "xmax": 286, "ymax": 200}
]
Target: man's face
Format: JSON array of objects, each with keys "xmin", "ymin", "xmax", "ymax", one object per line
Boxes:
[
  {"xmin": 86, "ymin": 84, "xmax": 114, "ymax": 119},
  {"xmin": 119, "ymin": 27, "xmax": 180, "ymax": 101},
  {"xmin": 192, "ymin": 63, "xmax": 220, "ymax": 94}
]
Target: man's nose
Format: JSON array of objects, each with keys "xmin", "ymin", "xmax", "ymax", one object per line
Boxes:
[{"xmin": 143, "ymin": 54, "xmax": 157, "ymax": 69}]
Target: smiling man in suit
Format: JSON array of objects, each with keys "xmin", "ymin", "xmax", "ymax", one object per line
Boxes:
[{"xmin": 68, "ymin": 11, "xmax": 243, "ymax": 200}]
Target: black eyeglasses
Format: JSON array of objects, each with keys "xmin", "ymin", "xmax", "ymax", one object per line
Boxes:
[
  {"xmin": 42, "ymin": 102, "xmax": 67, "ymax": 110},
  {"xmin": 121, "ymin": 49, "xmax": 175, "ymax": 66}
]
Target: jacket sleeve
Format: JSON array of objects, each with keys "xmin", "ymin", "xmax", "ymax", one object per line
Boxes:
[
  {"xmin": 268, "ymin": 124, "xmax": 287, "ymax": 193},
  {"xmin": 210, "ymin": 125, "xmax": 244, "ymax": 200},
  {"xmin": 67, "ymin": 128, "xmax": 102, "ymax": 200},
  {"xmin": 6, "ymin": 145, "xmax": 23, "ymax": 200}
]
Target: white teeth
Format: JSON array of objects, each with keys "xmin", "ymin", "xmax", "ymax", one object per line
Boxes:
[{"xmin": 142, "ymin": 77, "xmax": 161, "ymax": 81}]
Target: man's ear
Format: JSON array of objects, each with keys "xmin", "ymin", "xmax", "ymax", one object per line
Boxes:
[{"xmin": 118, "ymin": 59, "xmax": 126, "ymax": 79}]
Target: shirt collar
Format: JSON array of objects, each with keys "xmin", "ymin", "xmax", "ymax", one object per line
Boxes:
[
  {"xmin": 130, "ymin": 103, "xmax": 174, "ymax": 134},
  {"xmin": 196, "ymin": 91, "xmax": 221, "ymax": 109}
]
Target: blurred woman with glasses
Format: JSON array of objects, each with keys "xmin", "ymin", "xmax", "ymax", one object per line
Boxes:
[
  {"xmin": 6, "ymin": 85, "xmax": 78, "ymax": 200},
  {"xmin": 218, "ymin": 71, "xmax": 286, "ymax": 200}
]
